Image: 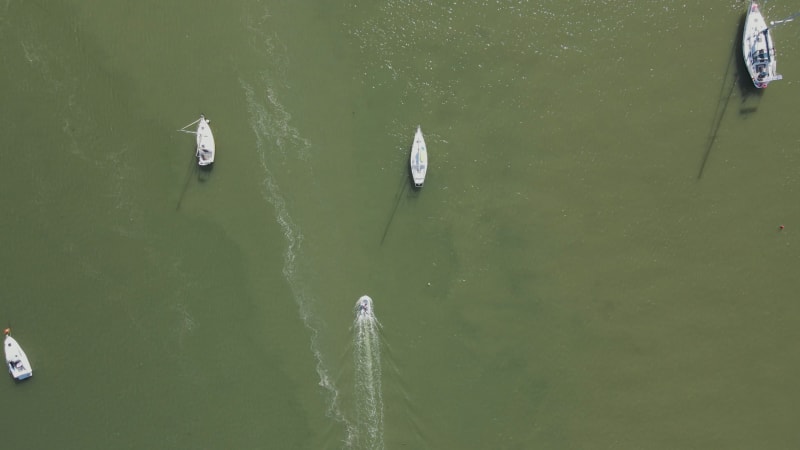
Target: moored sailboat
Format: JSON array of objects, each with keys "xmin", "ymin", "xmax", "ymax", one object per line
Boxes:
[
  {"xmin": 4, "ymin": 328, "xmax": 32, "ymax": 381},
  {"xmin": 743, "ymin": 1, "xmax": 782, "ymax": 88},
  {"xmin": 179, "ymin": 115, "xmax": 216, "ymax": 166},
  {"xmin": 195, "ymin": 115, "xmax": 215, "ymax": 166},
  {"xmin": 410, "ymin": 126, "xmax": 428, "ymax": 188}
]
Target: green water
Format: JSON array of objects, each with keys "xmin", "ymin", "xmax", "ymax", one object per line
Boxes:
[{"xmin": 2, "ymin": 1, "xmax": 800, "ymax": 448}]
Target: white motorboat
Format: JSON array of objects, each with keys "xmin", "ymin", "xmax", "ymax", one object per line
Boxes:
[
  {"xmin": 355, "ymin": 295, "xmax": 373, "ymax": 318},
  {"xmin": 4, "ymin": 329, "xmax": 32, "ymax": 381},
  {"xmin": 195, "ymin": 115, "xmax": 215, "ymax": 166},
  {"xmin": 743, "ymin": 1, "xmax": 782, "ymax": 88},
  {"xmin": 410, "ymin": 126, "xmax": 428, "ymax": 188}
]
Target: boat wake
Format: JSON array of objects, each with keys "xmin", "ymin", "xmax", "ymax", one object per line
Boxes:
[
  {"xmin": 239, "ymin": 4, "xmax": 362, "ymax": 445},
  {"xmin": 241, "ymin": 78, "xmax": 355, "ymax": 446},
  {"xmin": 353, "ymin": 296, "xmax": 384, "ymax": 450}
]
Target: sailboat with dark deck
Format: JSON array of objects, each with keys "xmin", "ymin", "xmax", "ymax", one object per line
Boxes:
[{"xmin": 743, "ymin": 1, "xmax": 782, "ymax": 88}]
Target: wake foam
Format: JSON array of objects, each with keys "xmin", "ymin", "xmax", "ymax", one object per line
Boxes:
[
  {"xmin": 353, "ymin": 295, "xmax": 384, "ymax": 449},
  {"xmin": 241, "ymin": 79, "xmax": 354, "ymax": 446}
]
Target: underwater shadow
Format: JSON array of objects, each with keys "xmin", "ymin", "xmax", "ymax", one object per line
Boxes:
[
  {"xmin": 175, "ymin": 152, "xmax": 198, "ymax": 211},
  {"xmin": 175, "ymin": 155, "xmax": 214, "ymax": 210},
  {"xmin": 197, "ymin": 164, "xmax": 214, "ymax": 182}
]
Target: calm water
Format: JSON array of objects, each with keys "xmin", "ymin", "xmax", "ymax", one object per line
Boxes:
[{"xmin": 2, "ymin": 1, "xmax": 800, "ymax": 448}]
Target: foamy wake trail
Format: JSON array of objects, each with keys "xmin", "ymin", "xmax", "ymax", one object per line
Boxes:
[
  {"xmin": 241, "ymin": 79, "xmax": 355, "ymax": 446},
  {"xmin": 354, "ymin": 298, "xmax": 384, "ymax": 450}
]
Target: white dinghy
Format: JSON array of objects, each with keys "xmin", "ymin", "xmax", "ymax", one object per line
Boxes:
[
  {"xmin": 743, "ymin": 1, "xmax": 782, "ymax": 88},
  {"xmin": 179, "ymin": 115, "xmax": 216, "ymax": 166},
  {"xmin": 355, "ymin": 295, "xmax": 373, "ymax": 318},
  {"xmin": 4, "ymin": 329, "xmax": 32, "ymax": 381},
  {"xmin": 410, "ymin": 126, "xmax": 428, "ymax": 188}
]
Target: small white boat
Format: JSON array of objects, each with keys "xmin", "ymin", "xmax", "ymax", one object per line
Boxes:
[
  {"xmin": 195, "ymin": 115, "xmax": 215, "ymax": 166},
  {"xmin": 355, "ymin": 295, "xmax": 373, "ymax": 318},
  {"xmin": 410, "ymin": 126, "xmax": 428, "ymax": 188},
  {"xmin": 743, "ymin": 1, "xmax": 782, "ymax": 88},
  {"xmin": 4, "ymin": 329, "xmax": 32, "ymax": 381}
]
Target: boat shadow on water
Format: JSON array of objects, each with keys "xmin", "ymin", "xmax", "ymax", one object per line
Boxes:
[
  {"xmin": 175, "ymin": 154, "xmax": 214, "ymax": 211},
  {"xmin": 698, "ymin": 12, "xmax": 763, "ymax": 179},
  {"xmin": 379, "ymin": 168, "xmax": 424, "ymax": 245},
  {"xmin": 379, "ymin": 148, "xmax": 428, "ymax": 244},
  {"xmin": 197, "ymin": 164, "xmax": 214, "ymax": 180}
]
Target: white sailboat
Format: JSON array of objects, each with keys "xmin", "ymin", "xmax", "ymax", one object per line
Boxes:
[
  {"xmin": 4, "ymin": 329, "xmax": 32, "ymax": 381},
  {"xmin": 179, "ymin": 115, "xmax": 216, "ymax": 166},
  {"xmin": 743, "ymin": 1, "xmax": 782, "ymax": 88},
  {"xmin": 195, "ymin": 115, "xmax": 215, "ymax": 166},
  {"xmin": 410, "ymin": 126, "xmax": 428, "ymax": 188}
]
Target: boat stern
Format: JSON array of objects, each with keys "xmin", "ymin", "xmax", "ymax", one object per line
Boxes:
[
  {"xmin": 197, "ymin": 152, "xmax": 215, "ymax": 166},
  {"xmin": 10, "ymin": 366, "xmax": 32, "ymax": 380},
  {"xmin": 410, "ymin": 153, "xmax": 427, "ymax": 187}
]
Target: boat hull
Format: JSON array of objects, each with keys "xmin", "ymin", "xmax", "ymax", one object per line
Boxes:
[
  {"xmin": 4, "ymin": 335, "xmax": 32, "ymax": 381},
  {"xmin": 410, "ymin": 126, "xmax": 428, "ymax": 187},
  {"xmin": 742, "ymin": 2, "xmax": 782, "ymax": 88},
  {"xmin": 196, "ymin": 115, "xmax": 216, "ymax": 166}
]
